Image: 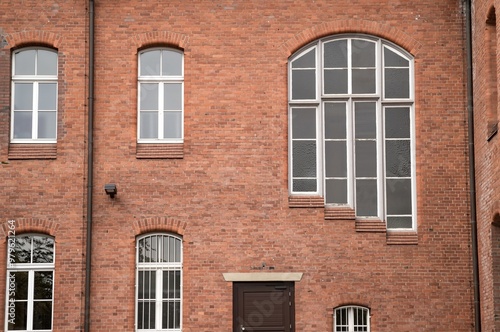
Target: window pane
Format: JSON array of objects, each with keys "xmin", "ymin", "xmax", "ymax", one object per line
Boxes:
[
  {"xmin": 384, "ymin": 47, "xmax": 409, "ymax": 67},
  {"xmin": 14, "ymin": 83, "xmax": 33, "ymax": 110},
  {"xmin": 162, "ymin": 301, "xmax": 181, "ymax": 329},
  {"xmin": 174, "ymin": 238, "xmax": 181, "ymax": 262},
  {"xmin": 324, "ymin": 40, "xmax": 347, "ymax": 68},
  {"xmin": 355, "ymin": 102, "xmax": 376, "ymax": 139},
  {"xmin": 38, "ymin": 111, "xmax": 57, "ymax": 139},
  {"xmin": 352, "ymin": 39, "xmax": 375, "ymax": 67},
  {"xmin": 8, "ymin": 301, "xmax": 27, "ymax": 330},
  {"xmin": 33, "ymin": 301, "xmax": 52, "ymax": 330},
  {"xmin": 325, "ymin": 103, "xmax": 346, "ymax": 139},
  {"xmin": 386, "ymin": 140, "xmax": 411, "ymax": 177},
  {"xmin": 325, "ymin": 141, "xmax": 347, "ymax": 177},
  {"xmin": 11, "ymin": 272, "xmax": 28, "ymax": 300},
  {"xmin": 386, "ymin": 179, "xmax": 412, "ymax": 215},
  {"xmin": 385, "ymin": 68, "xmax": 410, "ymax": 99},
  {"xmin": 164, "ymin": 83, "xmax": 182, "ymax": 110},
  {"xmin": 37, "ymin": 49, "xmax": 57, "ymax": 75},
  {"xmin": 355, "ymin": 141, "xmax": 376, "ymax": 177},
  {"xmin": 352, "ymin": 69, "xmax": 376, "ymax": 94},
  {"xmin": 138, "ymin": 271, "xmax": 156, "ymax": 300},
  {"xmin": 140, "ymin": 111, "xmax": 159, "ymax": 139},
  {"xmin": 324, "ymin": 69, "xmax": 348, "ymax": 94},
  {"xmin": 292, "ymin": 108, "xmax": 316, "ymax": 139},
  {"xmin": 387, "ymin": 216, "xmax": 413, "ymax": 229},
  {"xmin": 292, "ymin": 141, "xmax": 316, "ymax": 177},
  {"xmin": 140, "ymin": 83, "xmax": 159, "ymax": 110},
  {"xmin": 34, "ymin": 271, "xmax": 53, "ymax": 299},
  {"xmin": 38, "ymin": 83, "xmax": 57, "ymax": 110},
  {"xmin": 292, "ymin": 69, "xmax": 316, "ymax": 99},
  {"xmin": 326, "ymin": 179, "xmax": 347, "ymax": 204},
  {"xmin": 164, "ymin": 111, "xmax": 182, "ymax": 139},
  {"xmin": 162, "ymin": 50, "xmax": 182, "ymax": 76},
  {"xmin": 137, "ymin": 301, "xmax": 155, "ymax": 329},
  {"xmin": 385, "ymin": 107, "xmax": 410, "ymax": 138},
  {"xmin": 163, "ymin": 270, "xmax": 181, "ymax": 299},
  {"xmin": 293, "ymin": 179, "xmax": 316, "ymax": 192},
  {"xmin": 13, "ymin": 111, "xmax": 32, "ymax": 139},
  {"xmin": 292, "ymin": 48, "xmax": 315, "ymax": 68},
  {"xmin": 32, "ymin": 236, "xmax": 54, "ymax": 263},
  {"xmin": 140, "ymin": 50, "xmax": 160, "ymax": 76},
  {"xmin": 356, "ymin": 179, "xmax": 378, "ymax": 216},
  {"xmin": 15, "ymin": 50, "xmax": 36, "ymax": 75},
  {"xmin": 13, "ymin": 236, "xmax": 31, "ymax": 263}
]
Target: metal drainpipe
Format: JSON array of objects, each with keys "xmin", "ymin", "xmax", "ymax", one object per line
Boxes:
[
  {"xmin": 465, "ymin": 0, "xmax": 481, "ymax": 331},
  {"xmin": 84, "ymin": 0, "xmax": 95, "ymax": 331}
]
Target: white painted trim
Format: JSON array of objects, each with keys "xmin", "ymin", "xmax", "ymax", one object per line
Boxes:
[{"xmin": 222, "ymin": 272, "xmax": 303, "ymax": 282}]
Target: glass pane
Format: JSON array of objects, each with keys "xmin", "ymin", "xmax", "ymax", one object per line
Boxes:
[
  {"xmin": 8, "ymin": 301, "xmax": 27, "ymax": 330},
  {"xmin": 384, "ymin": 47, "xmax": 409, "ymax": 67},
  {"xmin": 140, "ymin": 111, "xmax": 158, "ymax": 139},
  {"xmin": 11, "ymin": 272, "xmax": 28, "ymax": 300},
  {"xmin": 14, "ymin": 236, "xmax": 31, "ymax": 263},
  {"xmin": 38, "ymin": 111, "xmax": 57, "ymax": 139},
  {"xmin": 15, "ymin": 50, "xmax": 36, "ymax": 75},
  {"xmin": 355, "ymin": 102, "xmax": 376, "ymax": 139},
  {"xmin": 33, "ymin": 301, "xmax": 52, "ymax": 330},
  {"xmin": 14, "ymin": 83, "xmax": 33, "ymax": 110},
  {"xmin": 38, "ymin": 83, "xmax": 57, "ymax": 110},
  {"xmin": 292, "ymin": 69, "xmax": 316, "ymax": 99},
  {"xmin": 324, "ymin": 69, "xmax": 348, "ymax": 94},
  {"xmin": 138, "ymin": 238, "xmax": 146, "ymax": 263},
  {"xmin": 386, "ymin": 140, "xmax": 411, "ymax": 177},
  {"xmin": 324, "ymin": 40, "xmax": 347, "ymax": 68},
  {"xmin": 174, "ymin": 238, "xmax": 181, "ymax": 262},
  {"xmin": 169, "ymin": 237, "xmax": 176, "ymax": 262},
  {"xmin": 32, "ymin": 236, "xmax": 54, "ymax": 263},
  {"xmin": 140, "ymin": 83, "xmax": 159, "ymax": 110},
  {"xmin": 352, "ymin": 69, "xmax": 376, "ymax": 94},
  {"xmin": 164, "ymin": 83, "xmax": 182, "ymax": 110},
  {"xmin": 292, "ymin": 141, "xmax": 316, "ymax": 177},
  {"xmin": 293, "ymin": 179, "xmax": 316, "ymax": 192},
  {"xmin": 326, "ymin": 179, "xmax": 347, "ymax": 204},
  {"xmin": 325, "ymin": 141, "xmax": 347, "ymax": 177},
  {"xmin": 162, "ymin": 50, "xmax": 182, "ymax": 76},
  {"xmin": 385, "ymin": 68, "xmax": 410, "ymax": 99},
  {"xmin": 37, "ymin": 49, "xmax": 57, "ymax": 75},
  {"xmin": 356, "ymin": 179, "xmax": 378, "ymax": 217},
  {"xmin": 139, "ymin": 271, "xmax": 156, "ymax": 300},
  {"xmin": 137, "ymin": 301, "xmax": 155, "ymax": 329},
  {"xmin": 325, "ymin": 103, "xmax": 346, "ymax": 139},
  {"xmin": 150, "ymin": 235, "xmax": 158, "ymax": 262},
  {"xmin": 34, "ymin": 272, "xmax": 53, "ymax": 299},
  {"xmin": 387, "ymin": 216, "xmax": 413, "ymax": 229},
  {"xmin": 292, "ymin": 48, "xmax": 315, "ymax": 68},
  {"xmin": 162, "ymin": 301, "xmax": 181, "ymax": 329},
  {"xmin": 352, "ymin": 39, "xmax": 375, "ymax": 67},
  {"xmin": 292, "ymin": 108, "xmax": 316, "ymax": 139},
  {"xmin": 385, "ymin": 107, "xmax": 410, "ymax": 138},
  {"xmin": 13, "ymin": 111, "xmax": 32, "ymax": 139},
  {"xmin": 163, "ymin": 270, "xmax": 181, "ymax": 299},
  {"xmin": 140, "ymin": 50, "xmax": 161, "ymax": 76},
  {"xmin": 164, "ymin": 111, "xmax": 182, "ymax": 139},
  {"xmin": 355, "ymin": 141, "xmax": 376, "ymax": 177},
  {"xmin": 386, "ymin": 179, "xmax": 412, "ymax": 214}
]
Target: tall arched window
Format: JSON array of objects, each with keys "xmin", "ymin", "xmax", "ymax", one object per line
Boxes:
[
  {"xmin": 5, "ymin": 234, "xmax": 55, "ymax": 331},
  {"xmin": 136, "ymin": 233, "xmax": 182, "ymax": 331},
  {"xmin": 289, "ymin": 35, "xmax": 415, "ymax": 230}
]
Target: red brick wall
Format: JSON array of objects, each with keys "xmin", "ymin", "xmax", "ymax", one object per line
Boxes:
[{"xmin": 0, "ymin": 0, "xmax": 475, "ymax": 331}]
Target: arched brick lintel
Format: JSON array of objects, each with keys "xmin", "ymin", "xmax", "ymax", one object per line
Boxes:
[
  {"xmin": 134, "ymin": 31, "xmax": 189, "ymax": 51},
  {"xmin": 133, "ymin": 217, "xmax": 187, "ymax": 237},
  {"xmin": 280, "ymin": 19, "xmax": 422, "ymax": 58},
  {"xmin": 0, "ymin": 218, "xmax": 60, "ymax": 240},
  {"xmin": 4, "ymin": 31, "xmax": 63, "ymax": 49}
]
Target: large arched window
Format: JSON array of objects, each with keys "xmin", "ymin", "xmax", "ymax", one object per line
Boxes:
[
  {"xmin": 136, "ymin": 233, "xmax": 182, "ymax": 331},
  {"xmin": 5, "ymin": 234, "xmax": 55, "ymax": 331},
  {"xmin": 289, "ymin": 35, "xmax": 415, "ymax": 230}
]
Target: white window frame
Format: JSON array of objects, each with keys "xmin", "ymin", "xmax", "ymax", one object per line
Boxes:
[
  {"xmin": 11, "ymin": 48, "xmax": 58, "ymax": 143},
  {"xmin": 135, "ymin": 233, "xmax": 183, "ymax": 332},
  {"xmin": 288, "ymin": 34, "xmax": 416, "ymax": 230},
  {"xmin": 5, "ymin": 234, "xmax": 55, "ymax": 332},
  {"xmin": 137, "ymin": 48, "xmax": 184, "ymax": 143},
  {"xmin": 333, "ymin": 305, "xmax": 370, "ymax": 332}
]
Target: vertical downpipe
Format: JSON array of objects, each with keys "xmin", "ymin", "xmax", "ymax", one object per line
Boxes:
[{"xmin": 84, "ymin": 0, "xmax": 95, "ymax": 331}]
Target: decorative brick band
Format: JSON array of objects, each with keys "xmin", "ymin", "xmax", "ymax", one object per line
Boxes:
[
  {"xmin": 134, "ymin": 30, "xmax": 189, "ymax": 50},
  {"xmin": 355, "ymin": 219, "xmax": 386, "ymax": 233},
  {"xmin": 288, "ymin": 196, "xmax": 324, "ymax": 208},
  {"xmin": 386, "ymin": 231, "xmax": 418, "ymax": 245},
  {"xmin": 324, "ymin": 207, "xmax": 356, "ymax": 220},
  {"xmin": 8, "ymin": 144, "xmax": 57, "ymax": 160},
  {"xmin": 3, "ymin": 30, "xmax": 63, "ymax": 49},
  {"xmin": 136, "ymin": 143, "xmax": 184, "ymax": 159},
  {"xmin": 133, "ymin": 217, "xmax": 187, "ymax": 236},
  {"xmin": 0, "ymin": 218, "xmax": 60, "ymax": 239}
]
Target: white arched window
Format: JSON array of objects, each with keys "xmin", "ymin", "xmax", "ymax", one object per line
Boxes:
[
  {"xmin": 136, "ymin": 233, "xmax": 182, "ymax": 331},
  {"xmin": 289, "ymin": 35, "xmax": 415, "ymax": 230},
  {"xmin": 334, "ymin": 305, "xmax": 370, "ymax": 332}
]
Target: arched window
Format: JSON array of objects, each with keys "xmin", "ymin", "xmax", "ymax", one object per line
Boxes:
[
  {"xmin": 334, "ymin": 305, "xmax": 370, "ymax": 332},
  {"xmin": 11, "ymin": 48, "xmax": 58, "ymax": 142},
  {"xmin": 289, "ymin": 35, "xmax": 415, "ymax": 230},
  {"xmin": 138, "ymin": 48, "xmax": 184, "ymax": 142},
  {"xmin": 136, "ymin": 233, "xmax": 182, "ymax": 331},
  {"xmin": 5, "ymin": 234, "xmax": 55, "ymax": 331}
]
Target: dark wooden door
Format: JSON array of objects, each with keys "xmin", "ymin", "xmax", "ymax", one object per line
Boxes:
[{"xmin": 233, "ymin": 282, "xmax": 294, "ymax": 332}]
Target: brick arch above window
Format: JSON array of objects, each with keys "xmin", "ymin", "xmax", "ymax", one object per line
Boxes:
[
  {"xmin": 3, "ymin": 30, "xmax": 63, "ymax": 49},
  {"xmin": 280, "ymin": 19, "xmax": 421, "ymax": 58},
  {"xmin": 132, "ymin": 216, "xmax": 187, "ymax": 236},
  {"xmin": 0, "ymin": 218, "xmax": 60, "ymax": 240},
  {"xmin": 134, "ymin": 30, "xmax": 190, "ymax": 51}
]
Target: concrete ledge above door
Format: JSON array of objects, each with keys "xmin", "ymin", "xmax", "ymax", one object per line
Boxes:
[{"xmin": 223, "ymin": 272, "xmax": 304, "ymax": 282}]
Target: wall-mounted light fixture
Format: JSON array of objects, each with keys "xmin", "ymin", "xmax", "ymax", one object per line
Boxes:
[{"xmin": 104, "ymin": 184, "xmax": 117, "ymax": 198}]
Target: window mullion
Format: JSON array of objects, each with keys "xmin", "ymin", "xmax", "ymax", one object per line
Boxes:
[
  {"xmin": 377, "ymin": 101, "xmax": 385, "ymax": 220},
  {"xmin": 27, "ymin": 270, "xmax": 34, "ymax": 331},
  {"xmin": 158, "ymin": 82, "xmax": 164, "ymax": 140},
  {"xmin": 33, "ymin": 82, "xmax": 39, "ymax": 139},
  {"xmin": 347, "ymin": 99, "xmax": 354, "ymax": 207},
  {"xmin": 156, "ymin": 269, "xmax": 162, "ymax": 330}
]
